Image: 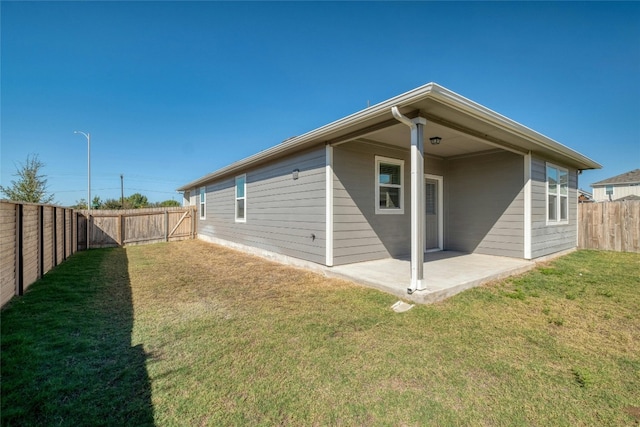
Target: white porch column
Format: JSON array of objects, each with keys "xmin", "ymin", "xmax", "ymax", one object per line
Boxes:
[{"xmin": 410, "ymin": 117, "xmax": 427, "ymax": 292}]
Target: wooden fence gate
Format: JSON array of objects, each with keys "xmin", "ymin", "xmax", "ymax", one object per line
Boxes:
[{"xmin": 77, "ymin": 206, "xmax": 197, "ymax": 249}]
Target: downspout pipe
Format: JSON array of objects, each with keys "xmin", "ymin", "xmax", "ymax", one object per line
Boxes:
[
  {"xmin": 391, "ymin": 106, "xmax": 416, "ymax": 131},
  {"xmin": 391, "ymin": 106, "xmax": 426, "ymax": 294}
]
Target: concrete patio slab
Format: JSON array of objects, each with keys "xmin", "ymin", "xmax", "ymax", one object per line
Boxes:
[{"xmin": 326, "ymin": 252, "xmax": 536, "ymax": 304}]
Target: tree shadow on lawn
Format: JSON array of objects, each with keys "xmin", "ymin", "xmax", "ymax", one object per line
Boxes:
[{"xmin": 1, "ymin": 248, "xmax": 154, "ymax": 426}]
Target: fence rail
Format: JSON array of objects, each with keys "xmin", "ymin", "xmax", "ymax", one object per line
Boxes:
[
  {"xmin": 578, "ymin": 200, "xmax": 640, "ymax": 253},
  {"xmin": 1, "ymin": 201, "xmax": 197, "ymax": 308}
]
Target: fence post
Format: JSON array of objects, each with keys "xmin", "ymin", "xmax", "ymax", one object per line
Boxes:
[
  {"xmin": 39, "ymin": 205, "xmax": 44, "ymax": 279},
  {"xmin": 164, "ymin": 210, "xmax": 169, "ymax": 242},
  {"xmin": 71, "ymin": 210, "xmax": 75, "ymax": 255},
  {"xmin": 62, "ymin": 209, "xmax": 67, "ymax": 261},
  {"xmin": 53, "ymin": 208, "xmax": 57, "ymax": 266},
  {"xmin": 16, "ymin": 204, "xmax": 24, "ymax": 296}
]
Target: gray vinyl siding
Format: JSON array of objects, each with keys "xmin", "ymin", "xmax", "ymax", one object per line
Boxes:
[
  {"xmin": 447, "ymin": 151, "xmax": 524, "ymax": 258},
  {"xmin": 530, "ymin": 156, "xmax": 578, "ymax": 258},
  {"xmin": 198, "ymin": 146, "xmax": 326, "ymax": 264},
  {"xmin": 332, "ymin": 140, "xmax": 447, "ymax": 266}
]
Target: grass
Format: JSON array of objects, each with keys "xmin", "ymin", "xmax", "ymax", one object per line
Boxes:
[{"xmin": 2, "ymin": 241, "xmax": 639, "ymax": 426}]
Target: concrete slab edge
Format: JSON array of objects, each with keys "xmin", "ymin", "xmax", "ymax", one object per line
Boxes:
[{"xmin": 197, "ymin": 235, "xmax": 579, "ymax": 305}]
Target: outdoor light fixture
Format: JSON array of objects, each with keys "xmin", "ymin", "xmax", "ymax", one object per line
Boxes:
[
  {"xmin": 429, "ymin": 136, "xmax": 442, "ymax": 145},
  {"xmin": 292, "ymin": 169, "xmax": 299, "ymax": 180}
]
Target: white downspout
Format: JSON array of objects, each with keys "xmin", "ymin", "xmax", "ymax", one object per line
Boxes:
[{"xmin": 391, "ymin": 106, "xmax": 426, "ymax": 294}]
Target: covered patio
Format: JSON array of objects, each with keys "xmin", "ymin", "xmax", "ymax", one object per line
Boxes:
[{"xmin": 327, "ymin": 251, "xmax": 536, "ymax": 304}]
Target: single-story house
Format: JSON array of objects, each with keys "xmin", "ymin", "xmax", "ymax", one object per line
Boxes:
[
  {"xmin": 591, "ymin": 169, "xmax": 640, "ymax": 202},
  {"xmin": 178, "ymin": 83, "xmax": 601, "ymax": 294}
]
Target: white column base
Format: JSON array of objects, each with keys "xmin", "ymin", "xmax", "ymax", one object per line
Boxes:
[{"xmin": 408, "ymin": 278, "xmax": 426, "ymax": 294}]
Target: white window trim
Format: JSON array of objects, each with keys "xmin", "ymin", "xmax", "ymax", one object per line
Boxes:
[
  {"xmin": 199, "ymin": 187, "xmax": 206, "ymax": 220},
  {"xmin": 235, "ymin": 174, "xmax": 246, "ymax": 223},
  {"xmin": 546, "ymin": 162, "xmax": 569, "ymax": 225},
  {"xmin": 375, "ymin": 156, "xmax": 404, "ymax": 215}
]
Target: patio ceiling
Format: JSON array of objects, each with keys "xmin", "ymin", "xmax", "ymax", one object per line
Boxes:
[{"xmin": 352, "ymin": 121, "xmax": 500, "ymax": 159}]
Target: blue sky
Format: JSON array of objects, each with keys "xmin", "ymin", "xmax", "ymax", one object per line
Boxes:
[{"xmin": 2, "ymin": 1, "xmax": 638, "ymax": 206}]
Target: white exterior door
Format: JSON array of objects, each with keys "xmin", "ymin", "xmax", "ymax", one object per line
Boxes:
[{"xmin": 425, "ymin": 175, "xmax": 443, "ymax": 252}]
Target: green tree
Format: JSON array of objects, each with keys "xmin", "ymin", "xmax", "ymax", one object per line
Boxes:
[
  {"xmin": 0, "ymin": 154, "xmax": 54, "ymax": 203},
  {"xmin": 157, "ymin": 199, "xmax": 180, "ymax": 207},
  {"xmin": 127, "ymin": 193, "xmax": 148, "ymax": 209},
  {"xmin": 72, "ymin": 199, "xmax": 88, "ymax": 209},
  {"xmin": 102, "ymin": 198, "xmax": 122, "ymax": 209},
  {"xmin": 92, "ymin": 196, "xmax": 102, "ymax": 209}
]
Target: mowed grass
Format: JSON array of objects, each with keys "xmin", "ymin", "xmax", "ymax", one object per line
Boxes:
[{"xmin": 2, "ymin": 241, "xmax": 639, "ymax": 426}]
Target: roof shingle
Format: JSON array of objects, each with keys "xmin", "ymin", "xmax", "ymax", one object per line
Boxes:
[{"xmin": 591, "ymin": 169, "xmax": 640, "ymax": 186}]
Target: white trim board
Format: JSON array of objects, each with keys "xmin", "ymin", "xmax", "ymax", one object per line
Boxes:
[
  {"xmin": 325, "ymin": 145, "xmax": 334, "ymax": 267},
  {"xmin": 424, "ymin": 174, "xmax": 444, "ymax": 252}
]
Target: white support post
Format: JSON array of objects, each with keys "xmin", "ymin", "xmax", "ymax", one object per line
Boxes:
[
  {"xmin": 410, "ymin": 117, "xmax": 427, "ymax": 292},
  {"xmin": 325, "ymin": 145, "xmax": 334, "ymax": 267},
  {"xmin": 524, "ymin": 152, "xmax": 532, "ymax": 259}
]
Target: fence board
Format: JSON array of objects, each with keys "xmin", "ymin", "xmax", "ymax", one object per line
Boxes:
[
  {"xmin": 0, "ymin": 203, "xmax": 16, "ymax": 307},
  {"xmin": 22, "ymin": 205, "xmax": 40, "ymax": 291},
  {"xmin": 578, "ymin": 201, "xmax": 640, "ymax": 253},
  {"xmin": 43, "ymin": 206, "xmax": 53, "ymax": 274}
]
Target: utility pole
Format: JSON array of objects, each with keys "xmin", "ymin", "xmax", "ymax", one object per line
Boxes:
[{"xmin": 120, "ymin": 174, "xmax": 124, "ymax": 208}]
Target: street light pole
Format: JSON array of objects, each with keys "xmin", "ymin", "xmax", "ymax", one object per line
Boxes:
[{"xmin": 74, "ymin": 131, "xmax": 91, "ymax": 249}]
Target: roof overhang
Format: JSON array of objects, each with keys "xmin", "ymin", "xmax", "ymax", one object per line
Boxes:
[{"xmin": 178, "ymin": 82, "xmax": 601, "ymax": 191}]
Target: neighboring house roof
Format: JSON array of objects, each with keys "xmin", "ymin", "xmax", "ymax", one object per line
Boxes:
[
  {"xmin": 578, "ymin": 189, "xmax": 594, "ymax": 202},
  {"xmin": 616, "ymin": 194, "xmax": 640, "ymax": 201},
  {"xmin": 178, "ymin": 82, "xmax": 601, "ymax": 191},
  {"xmin": 591, "ymin": 169, "xmax": 640, "ymax": 187}
]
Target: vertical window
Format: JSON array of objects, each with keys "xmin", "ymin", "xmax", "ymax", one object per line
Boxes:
[
  {"xmin": 375, "ymin": 156, "xmax": 404, "ymax": 214},
  {"xmin": 235, "ymin": 174, "xmax": 246, "ymax": 222},
  {"xmin": 199, "ymin": 187, "xmax": 206, "ymax": 219},
  {"xmin": 547, "ymin": 163, "xmax": 568, "ymax": 224}
]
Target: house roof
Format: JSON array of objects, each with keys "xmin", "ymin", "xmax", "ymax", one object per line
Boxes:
[
  {"xmin": 591, "ymin": 169, "xmax": 640, "ymax": 187},
  {"xmin": 578, "ymin": 189, "xmax": 593, "ymax": 198},
  {"xmin": 615, "ymin": 194, "xmax": 640, "ymax": 201},
  {"xmin": 178, "ymin": 82, "xmax": 601, "ymax": 191}
]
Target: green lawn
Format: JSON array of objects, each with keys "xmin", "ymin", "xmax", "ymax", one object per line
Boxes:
[{"xmin": 2, "ymin": 241, "xmax": 639, "ymax": 426}]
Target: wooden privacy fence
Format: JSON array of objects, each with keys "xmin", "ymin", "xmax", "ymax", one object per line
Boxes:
[
  {"xmin": 2, "ymin": 202, "xmax": 197, "ymax": 308},
  {"xmin": 578, "ymin": 200, "xmax": 640, "ymax": 253},
  {"xmin": 1, "ymin": 201, "xmax": 77, "ymax": 307},
  {"xmin": 77, "ymin": 206, "xmax": 197, "ymax": 249}
]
